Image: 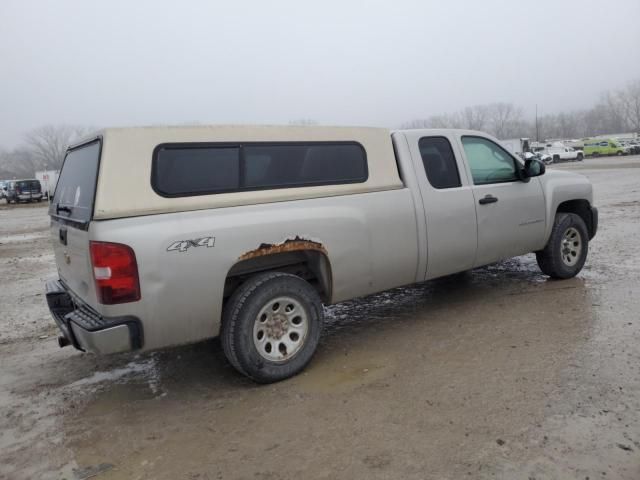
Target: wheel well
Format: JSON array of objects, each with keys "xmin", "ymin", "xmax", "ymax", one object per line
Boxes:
[
  {"xmin": 557, "ymin": 199, "xmax": 594, "ymax": 237},
  {"xmin": 223, "ymin": 250, "xmax": 333, "ymax": 304}
]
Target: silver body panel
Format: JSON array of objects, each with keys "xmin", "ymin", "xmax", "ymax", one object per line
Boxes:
[{"xmin": 87, "ymin": 189, "xmax": 419, "ymax": 350}]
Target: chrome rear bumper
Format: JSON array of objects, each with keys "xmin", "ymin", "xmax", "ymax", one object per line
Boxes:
[{"xmin": 45, "ymin": 279, "xmax": 143, "ymax": 354}]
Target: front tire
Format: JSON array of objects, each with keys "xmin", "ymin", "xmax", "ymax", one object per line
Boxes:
[
  {"xmin": 536, "ymin": 213, "xmax": 589, "ymax": 279},
  {"xmin": 221, "ymin": 272, "xmax": 324, "ymax": 383}
]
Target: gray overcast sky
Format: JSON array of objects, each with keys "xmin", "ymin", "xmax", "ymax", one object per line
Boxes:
[{"xmin": 1, "ymin": 0, "xmax": 639, "ymax": 146}]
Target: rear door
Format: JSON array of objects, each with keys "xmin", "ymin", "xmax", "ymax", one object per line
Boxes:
[
  {"xmin": 14, "ymin": 180, "xmax": 39, "ymax": 199},
  {"xmin": 405, "ymin": 131, "xmax": 477, "ymax": 280},
  {"xmin": 49, "ymin": 139, "xmax": 102, "ymax": 307},
  {"xmin": 458, "ymin": 135, "xmax": 546, "ymax": 267}
]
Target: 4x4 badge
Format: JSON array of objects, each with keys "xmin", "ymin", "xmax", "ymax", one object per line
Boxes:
[{"xmin": 167, "ymin": 236, "xmax": 215, "ymax": 253}]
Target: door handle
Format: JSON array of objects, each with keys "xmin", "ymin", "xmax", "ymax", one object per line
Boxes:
[{"xmin": 479, "ymin": 195, "xmax": 498, "ymax": 205}]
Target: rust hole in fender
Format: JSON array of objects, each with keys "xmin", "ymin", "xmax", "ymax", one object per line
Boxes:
[{"xmin": 239, "ymin": 236, "xmax": 327, "ymax": 261}]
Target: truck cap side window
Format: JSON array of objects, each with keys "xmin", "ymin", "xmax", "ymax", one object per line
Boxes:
[
  {"xmin": 461, "ymin": 136, "xmax": 518, "ymax": 185},
  {"xmin": 152, "ymin": 142, "xmax": 368, "ymax": 197},
  {"xmin": 418, "ymin": 136, "xmax": 461, "ymax": 189},
  {"xmin": 154, "ymin": 146, "xmax": 241, "ymax": 195}
]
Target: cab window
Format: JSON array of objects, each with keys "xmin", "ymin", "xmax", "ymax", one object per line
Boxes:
[
  {"xmin": 461, "ymin": 136, "xmax": 519, "ymax": 185},
  {"xmin": 418, "ymin": 136, "xmax": 461, "ymax": 189}
]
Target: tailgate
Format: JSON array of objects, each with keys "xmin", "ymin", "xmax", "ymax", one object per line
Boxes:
[
  {"xmin": 50, "ymin": 219, "xmax": 97, "ymax": 306},
  {"xmin": 48, "ymin": 139, "xmax": 102, "ymax": 307}
]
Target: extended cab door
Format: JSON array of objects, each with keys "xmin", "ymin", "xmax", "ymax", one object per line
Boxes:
[
  {"xmin": 403, "ymin": 131, "xmax": 477, "ymax": 280},
  {"xmin": 457, "ymin": 135, "xmax": 546, "ymax": 267}
]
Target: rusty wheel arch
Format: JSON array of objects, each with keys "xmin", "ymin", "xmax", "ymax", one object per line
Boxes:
[{"xmin": 225, "ymin": 237, "xmax": 333, "ymax": 304}]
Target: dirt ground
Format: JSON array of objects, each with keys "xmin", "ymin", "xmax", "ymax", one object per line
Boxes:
[{"xmin": 1, "ymin": 156, "xmax": 640, "ymax": 480}]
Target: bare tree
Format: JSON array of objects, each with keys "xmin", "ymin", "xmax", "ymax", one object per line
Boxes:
[
  {"xmin": 23, "ymin": 125, "xmax": 91, "ymax": 170},
  {"xmin": 401, "ymin": 118, "xmax": 431, "ymax": 129},
  {"xmin": 486, "ymin": 103, "xmax": 523, "ymax": 139},
  {"xmin": 0, "ymin": 147, "xmax": 39, "ymax": 179},
  {"xmin": 461, "ymin": 105, "xmax": 489, "ymax": 131},
  {"xmin": 618, "ymin": 80, "xmax": 640, "ymax": 132},
  {"xmin": 601, "ymin": 93, "xmax": 626, "ymax": 134},
  {"xmin": 407, "ymin": 112, "xmax": 465, "ymax": 130}
]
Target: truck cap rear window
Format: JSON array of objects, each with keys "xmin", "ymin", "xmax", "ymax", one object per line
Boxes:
[
  {"xmin": 49, "ymin": 140, "xmax": 101, "ymax": 224},
  {"xmin": 151, "ymin": 142, "xmax": 368, "ymax": 197}
]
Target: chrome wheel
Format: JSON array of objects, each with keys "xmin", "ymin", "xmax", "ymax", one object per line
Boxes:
[
  {"xmin": 561, "ymin": 227, "xmax": 582, "ymax": 267},
  {"xmin": 253, "ymin": 296, "xmax": 309, "ymax": 362}
]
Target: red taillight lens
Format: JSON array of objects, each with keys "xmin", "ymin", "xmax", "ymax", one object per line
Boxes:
[{"xmin": 89, "ymin": 241, "xmax": 141, "ymax": 304}]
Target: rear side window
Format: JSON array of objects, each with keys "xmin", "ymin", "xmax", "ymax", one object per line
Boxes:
[
  {"xmin": 49, "ymin": 140, "xmax": 101, "ymax": 223},
  {"xmin": 152, "ymin": 142, "xmax": 367, "ymax": 197},
  {"xmin": 418, "ymin": 137, "xmax": 461, "ymax": 189}
]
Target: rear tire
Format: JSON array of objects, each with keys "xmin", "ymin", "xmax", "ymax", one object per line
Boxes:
[
  {"xmin": 577, "ymin": 153, "xmax": 583, "ymax": 161},
  {"xmin": 553, "ymin": 155, "xmax": 560, "ymax": 163},
  {"xmin": 536, "ymin": 213, "xmax": 589, "ymax": 279},
  {"xmin": 221, "ymin": 272, "xmax": 324, "ymax": 383}
]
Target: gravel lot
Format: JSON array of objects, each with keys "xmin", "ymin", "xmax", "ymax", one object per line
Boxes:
[{"xmin": 1, "ymin": 156, "xmax": 639, "ymax": 480}]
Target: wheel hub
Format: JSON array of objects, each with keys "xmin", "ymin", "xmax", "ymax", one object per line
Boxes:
[
  {"xmin": 253, "ymin": 296, "xmax": 309, "ymax": 362},
  {"xmin": 560, "ymin": 227, "xmax": 582, "ymax": 267},
  {"xmin": 265, "ymin": 313, "xmax": 288, "ymax": 339}
]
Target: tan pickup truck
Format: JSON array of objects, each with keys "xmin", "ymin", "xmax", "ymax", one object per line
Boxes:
[{"xmin": 45, "ymin": 125, "xmax": 598, "ymax": 382}]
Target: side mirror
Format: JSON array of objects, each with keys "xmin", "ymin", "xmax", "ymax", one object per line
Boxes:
[{"xmin": 523, "ymin": 158, "xmax": 545, "ymax": 178}]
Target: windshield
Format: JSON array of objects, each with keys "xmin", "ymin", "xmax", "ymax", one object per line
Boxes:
[{"xmin": 49, "ymin": 140, "xmax": 101, "ymax": 223}]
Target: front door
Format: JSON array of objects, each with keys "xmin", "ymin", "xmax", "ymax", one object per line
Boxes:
[
  {"xmin": 459, "ymin": 135, "xmax": 546, "ymax": 268},
  {"xmin": 407, "ymin": 133, "xmax": 478, "ymax": 280}
]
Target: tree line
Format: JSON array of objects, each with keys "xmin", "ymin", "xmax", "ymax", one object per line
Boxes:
[
  {"xmin": 402, "ymin": 79, "xmax": 640, "ymax": 141},
  {"xmin": 1, "ymin": 79, "xmax": 638, "ymax": 179}
]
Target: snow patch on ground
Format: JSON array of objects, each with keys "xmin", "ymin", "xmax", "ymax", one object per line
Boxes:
[{"xmin": 65, "ymin": 355, "xmax": 161, "ymax": 395}]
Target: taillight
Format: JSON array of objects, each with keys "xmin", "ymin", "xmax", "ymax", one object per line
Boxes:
[{"xmin": 89, "ymin": 241, "xmax": 141, "ymax": 304}]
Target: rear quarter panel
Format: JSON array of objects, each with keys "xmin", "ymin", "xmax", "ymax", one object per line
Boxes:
[{"xmin": 89, "ymin": 189, "xmax": 418, "ymax": 350}]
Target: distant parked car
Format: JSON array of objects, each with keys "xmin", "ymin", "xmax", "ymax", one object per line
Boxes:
[
  {"xmin": 584, "ymin": 139, "xmax": 628, "ymax": 157},
  {"xmin": 0, "ymin": 181, "xmax": 7, "ymax": 200},
  {"xmin": 524, "ymin": 151, "xmax": 553, "ymax": 165},
  {"xmin": 623, "ymin": 142, "xmax": 640, "ymax": 155},
  {"xmin": 5, "ymin": 179, "xmax": 43, "ymax": 204},
  {"xmin": 546, "ymin": 146, "xmax": 584, "ymax": 163}
]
